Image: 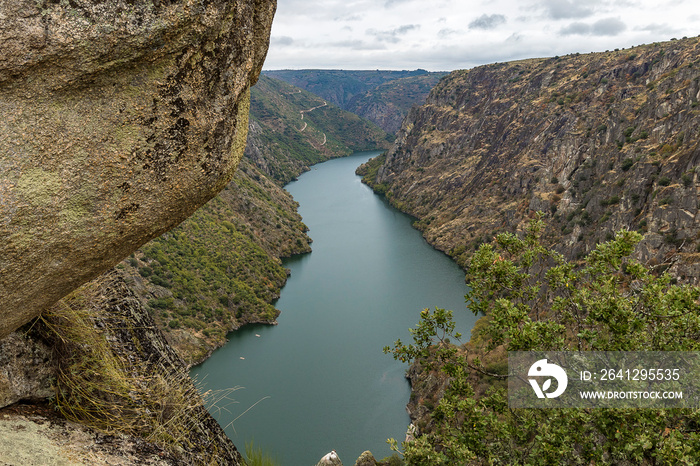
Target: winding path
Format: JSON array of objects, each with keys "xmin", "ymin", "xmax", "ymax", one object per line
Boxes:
[
  {"xmin": 296, "ymin": 101, "xmax": 328, "ymax": 145},
  {"xmin": 300, "ymin": 101, "xmax": 327, "ymax": 116}
]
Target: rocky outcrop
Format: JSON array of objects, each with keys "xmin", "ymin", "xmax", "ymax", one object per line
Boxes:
[
  {"xmin": 346, "ymin": 73, "xmax": 447, "ymax": 134},
  {"xmin": 354, "ymin": 451, "xmax": 379, "ymax": 466},
  {"xmin": 0, "ymin": 268, "xmax": 242, "ymax": 464},
  {"xmin": 348, "ymin": 100, "xmax": 405, "ymax": 135},
  {"xmin": 0, "ymin": 0, "xmax": 276, "ymax": 338},
  {"xmin": 317, "ymin": 450, "xmax": 343, "ymax": 466},
  {"xmin": 0, "ymin": 403, "xmax": 178, "ymax": 465},
  {"xmin": 402, "ymin": 360, "xmax": 451, "ymax": 438},
  {"xmin": 364, "ymin": 37, "xmax": 700, "ymax": 277}
]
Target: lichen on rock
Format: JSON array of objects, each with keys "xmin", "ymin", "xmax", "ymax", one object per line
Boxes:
[{"xmin": 0, "ymin": 0, "xmax": 277, "ymax": 338}]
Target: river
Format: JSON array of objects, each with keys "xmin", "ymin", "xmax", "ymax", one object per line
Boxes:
[{"xmin": 190, "ymin": 151, "xmax": 477, "ymax": 464}]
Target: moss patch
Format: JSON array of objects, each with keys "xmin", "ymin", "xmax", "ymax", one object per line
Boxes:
[{"xmin": 16, "ymin": 168, "xmax": 63, "ymax": 207}]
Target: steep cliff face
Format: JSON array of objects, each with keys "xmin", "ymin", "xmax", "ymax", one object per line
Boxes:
[
  {"xmin": 346, "ymin": 73, "xmax": 448, "ymax": 133},
  {"xmin": 365, "ymin": 37, "xmax": 700, "ymax": 277},
  {"xmin": 0, "ymin": 0, "xmax": 276, "ymax": 338},
  {"xmin": 1, "ymin": 269, "xmax": 242, "ymax": 464}
]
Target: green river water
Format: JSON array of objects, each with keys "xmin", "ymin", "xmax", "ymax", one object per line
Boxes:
[{"xmin": 191, "ymin": 151, "xmax": 477, "ymax": 464}]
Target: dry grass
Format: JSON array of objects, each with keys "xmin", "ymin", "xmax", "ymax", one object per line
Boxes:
[{"xmin": 38, "ymin": 275, "xmax": 241, "ymax": 463}]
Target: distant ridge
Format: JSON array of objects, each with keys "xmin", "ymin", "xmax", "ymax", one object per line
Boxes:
[
  {"xmin": 246, "ymin": 74, "xmax": 393, "ymax": 184},
  {"xmin": 264, "ymin": 69, "xmax": 447, "ymax": 133}
]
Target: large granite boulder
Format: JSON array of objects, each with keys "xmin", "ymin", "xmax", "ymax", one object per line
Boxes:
[{"xmin": 0, "ymin": 0, "xmax": 276, "ymax": 337}]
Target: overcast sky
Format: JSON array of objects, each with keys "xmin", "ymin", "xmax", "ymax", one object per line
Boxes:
[{"xmin": 263, "ymin": 0, "xmax": 700, "ymax": 71}]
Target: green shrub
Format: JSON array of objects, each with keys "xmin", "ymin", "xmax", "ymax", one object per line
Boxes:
[
  {"xmin": 150, "ymin": 275, "xmax": 171, "ymax": 288},
  {"xmin": 682, "ymin": 172, "xmax": 693, "ymax": 187},
  {"xmin": 600, "ymin": 196, "xmax": 620, "ymax": 206},
  {"xmin": 660, "ymin": 144, "xmax": 675, "ymax": 155},
  {"xmin": 149, "ymin": 298, "xmax": 174, "ymax": 310},
  {"xmin": 385, "ymin": 214, "xmax": 700, "ymax": 464}
]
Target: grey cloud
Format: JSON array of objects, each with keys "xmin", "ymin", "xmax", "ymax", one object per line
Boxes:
[
  {"xmin": 271, "ymin": 35, "xmax": 294, "ymax": 46},
  {"xmin": 592, "ymin": 17, "xmax": 627, "ymax": 36},
  {"xmin": 438, "ymin": 28, "xmax": 460, "ymax": 38},
  {"xmin": 635, "ymin": 23, "xmax": 676, "ymax": 35},
  {"xmin": 506, "ymin": 32, "xmax": 524, "ymax": 43},
  {"xmin": 366, "ymin": 24, "xmax": 420, "ymax": 43},
  {"xmin": 559, "ymin": 22, "xmax": 591, "ymax": 35},
  {"xmin": 468, "ymin": 14, "xmax": 507, "ymax": 30},
  {"xmin": 330, "ymin": 40, "xmax": 387, "ymax": 51},
  {"xmin": 396, "ymin": 24, "xmax": 420, "ymax": 34},
  {"xmin": 559, "ymin": 17, "xmax": 626, "ymax": 36},
  {"xmin": 541, "ymin": 0, "xmax": 595, "ymax": 19}
]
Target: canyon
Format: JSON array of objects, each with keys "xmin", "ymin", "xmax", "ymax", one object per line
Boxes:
[{"xmin": 3, "ymin": 10, "xmax": 700, "ymax": 461}]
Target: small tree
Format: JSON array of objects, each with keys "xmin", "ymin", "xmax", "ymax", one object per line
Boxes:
[{"xmin": 385, "ymin": 213, "xmax": 700, "ymax": 464}]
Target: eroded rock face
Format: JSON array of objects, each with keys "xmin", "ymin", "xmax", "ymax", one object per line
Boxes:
[
  {"xmin": 0, "ymin": 332, "xmax": 55, "ymax": 408},
  {"xmin": 366, "ymin": 38, "xmax": 700, "ymax": 273},
  {"xmin": 0, "ymin": 0, "xmax": 276, "ymax": 337},
  {"xmin": 0, "ymin": 268, "xmax": 242, "ymax": 464}
]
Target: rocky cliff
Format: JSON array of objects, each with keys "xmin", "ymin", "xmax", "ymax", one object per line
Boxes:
[
  {"xmin": 0, "ymin": 0, "xmax": 276, "ymax": 338},
  {"xmin": 362, "ymin": 37, "xmax": 700, "ymax": 278},
  {"xmin": 1, "ymin": 269, "xmax": 243, "ymax": 464},
  {"xmin": 345, "ymin": 73, "xmax": 448, "ymax": 134}
]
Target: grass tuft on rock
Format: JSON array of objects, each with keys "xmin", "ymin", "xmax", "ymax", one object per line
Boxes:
[{"xmin": 38, "ymin": 272, "xmax": 241, "ymax": 463}]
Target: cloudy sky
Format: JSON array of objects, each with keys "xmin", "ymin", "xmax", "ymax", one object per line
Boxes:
[{"xmin": 263, "ymin": 0, "xmax": 699, "ymax": 71}]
